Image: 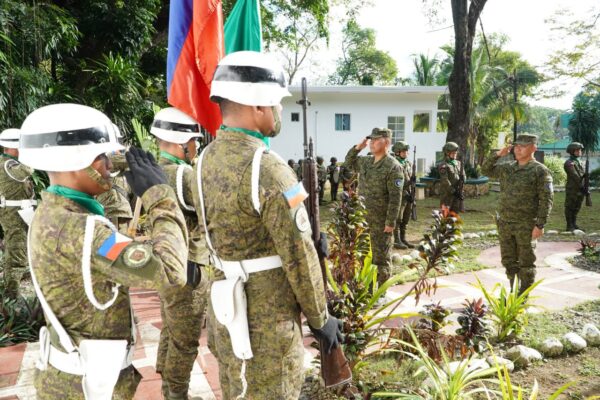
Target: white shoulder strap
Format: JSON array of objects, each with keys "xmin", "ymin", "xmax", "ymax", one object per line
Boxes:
[
  {"xmin": 175, "ymin": 164, "xmax": 195, "ymax": 211},
  {"xmin": 250, "ymin": 147, "xmax": 266, "ymax": 214},
  {"xmin": 197, "ymin": 148, "xmax": 216, "ymax": 255},
  {"xmin": 4, "ymin": 159, "xmax": 28, "ymax": 183}
]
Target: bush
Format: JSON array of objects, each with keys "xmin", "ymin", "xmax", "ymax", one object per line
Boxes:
[
  {"xmin": 427, "ymin": 163, "xmax": 440, "ymax": 179},
  {"xmin": 543, "ymin": 155, "xmax": 567, "ymax": 186},
  {"xmin": 464, "ymin": 162, "xmax": 481, "ymax": 179},
  {"xmin": 590, "ymin": 167, "xmax": 600, "ymax": 186},
  {"xmin": 0, "ymin": 284, "xmax": 45, "ymax": 347}
]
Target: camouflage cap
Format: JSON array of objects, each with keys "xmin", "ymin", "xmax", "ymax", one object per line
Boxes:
[
  {"xmin": 367, "ymin": 127, "xmax": 392, "ymax": 139},
  {"xmin": 443, "ymin": 141, "xmax": 459, "ymax": 153},
  {"xmin": 513, "ymin": 133, "xmax": 538, "ymax": 146},
  {"xmin": 566, "ymin": 142, "xmax": 584, "ymax": 154},
  {"xmin": 392, "ymin": 141, "xmax": 409, "ymax": 152}
]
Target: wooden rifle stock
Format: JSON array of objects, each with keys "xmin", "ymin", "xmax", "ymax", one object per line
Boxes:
[
  {"xmin": 457, "ymin": 156, "xmax": 466, "ymax": 213},
  {"xmin": 298, "ymin": 78, "xmax": 352, "ymax": 388}
]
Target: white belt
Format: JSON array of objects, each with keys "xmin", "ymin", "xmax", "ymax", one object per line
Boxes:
[
  {"xmin": 212, "ymin": 255, "xmax": 282, "ymax": 281},
  {"xmin": 48, "ymin": 344, "xmax": 134, "ymax": 376},
  {"xmin": 0, "ymin": 198, "xmax": 37, "ymax": 208}
]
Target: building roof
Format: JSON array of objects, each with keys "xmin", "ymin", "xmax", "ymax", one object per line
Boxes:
[
  {"xmin": 538, "ymin": 137, "xmax": 571, "ymax": 151},
  {"xmin": 287, "ymin": 85, "xmax": 448, "ymax": 96}
]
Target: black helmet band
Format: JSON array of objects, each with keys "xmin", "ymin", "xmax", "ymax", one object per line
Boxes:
[
  {"xmin": 20, "ymin": 126, "xmax": 111, "ymax": 149},
  {"xmin": 213, "ymin": 65, "xmax": 286, "ymax": 88},
  {"xmin": 152, "ymin": 120, "xmax": 200, "ymax": 133}
]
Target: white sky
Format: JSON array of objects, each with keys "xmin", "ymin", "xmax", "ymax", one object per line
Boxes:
[{"xmin": 296, "ymin": 0, "xmax": 598, "ymax": 111}]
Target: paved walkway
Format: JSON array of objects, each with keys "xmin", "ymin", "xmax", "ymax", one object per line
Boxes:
[{"xmin": 1, "ymin": 242, "xmax": 598, "ymax": 400}]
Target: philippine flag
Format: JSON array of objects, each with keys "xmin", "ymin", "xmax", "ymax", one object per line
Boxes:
[{"xmin": 167, "ymin": 0, "xmax": 225, "ymax": 136}]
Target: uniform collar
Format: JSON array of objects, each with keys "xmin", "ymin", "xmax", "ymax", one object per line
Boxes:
[
  {"xmin": 220, "ymin": 125, "xmax": 270, "ymax": 149},
  {"xmin": 160, "ymin": 151, "xmax": 188, "ymax": 165},
  {"xmin": 1, "ymin": 153, "xmax": 17, "ymax": 161},
  {"xmin": 45, "ymin": 185, "xmax": 105, "ymax": 216}
]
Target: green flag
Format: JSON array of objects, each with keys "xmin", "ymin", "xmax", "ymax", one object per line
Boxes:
[{"xmin": 224, "ymin": 0, "xmax": 262, "ymax": 54}]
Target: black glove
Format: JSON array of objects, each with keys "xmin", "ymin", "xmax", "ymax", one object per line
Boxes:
[
  {"xmin": 186, "ymin": 261, "xmax": 201, "ymax": 288},
  {"xmin": 124, "ymin": 147, "xmax": 167, "ymax": 197},
  {"xmin": 318, "ymin": 232, "xmax": 329, "ymax": 258},
  {"xmin": 310, "ymin": 316, "xmax": 344, "ymax": 354}
]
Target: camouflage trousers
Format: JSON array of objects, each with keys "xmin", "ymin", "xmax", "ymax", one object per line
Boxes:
[
  {"xmin": 0, "ymin": 210, "xmax": 28, "ymax": 298},
  {"xmin": 395, "ymin": 199, "xmax": 413, "ymax": 231},
  {"xmin": 440, "ymin": 191, "xmax": 461, "ymax": 213},
  {"xmin": 157, "ymin": 268, "xmax": 210, "ymax": 397},
  {"xmin": 497, "ymin": 220, "xmax": 536, "ymax": 292},
  {"xmin": 207, "ymin": 303, "xmax": 304, "ymax": 400},
  {"xmin": 369, "ymin": 220, "xmax": 393, "ymax": 285},
  {"xmin": 34, "ymin": 363, "xmax": 141, "ymax": 399},
  {"xmin": 564, "ymin": 191, "xmax": 584, "ymax": 229}
]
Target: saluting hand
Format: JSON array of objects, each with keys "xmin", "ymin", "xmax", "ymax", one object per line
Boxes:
[
  {"xmin": 356, "ymin": 138, "xmax": 369, "ymax": 151},
  {"xmin": 124, "ymin": 147, "xmax": 168, "ymax": 197},
  {"xmin": 496, "ymin": 145, "xmax": 512, "ymax": 157}
]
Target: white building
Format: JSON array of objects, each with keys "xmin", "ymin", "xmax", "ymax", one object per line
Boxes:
[{"xmin": 273, "ymin": 85, "xmax": 448, "ymax": 174}]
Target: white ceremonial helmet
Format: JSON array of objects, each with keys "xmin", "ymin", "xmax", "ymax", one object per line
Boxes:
[
  {"xmin": 210, "ymin": 51, "xmax": 291, "ymax": 107},
  {"xmin": 150, "ymin": 107, "xmax": 203, "ymax": 144},
  {"xmin": 19, "ymin": 103, "xmax": 124, "ymax": 172},
  {"xmin": 0, "ymin": 128, "xmax": 21, "ymax": 149}
]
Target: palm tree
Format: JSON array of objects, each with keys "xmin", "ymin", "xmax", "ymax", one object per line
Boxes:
[
  {"xmin": 411, "ymin": 53, "xmax": 440, "ymax": 86},
  {"xmin": 569, "ymin": 92, "xmax": 600, "ymax": 155}
]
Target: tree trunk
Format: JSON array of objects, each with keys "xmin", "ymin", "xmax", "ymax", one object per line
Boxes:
[{"xmin": 447, "ymin": 0, "xmax": 488, "ymax": 155}]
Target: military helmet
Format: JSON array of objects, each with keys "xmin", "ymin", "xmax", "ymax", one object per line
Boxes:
[
  {"xmin": 443, "ymin": 141, "xmax": 459, "ymax": 153},
  {"xmin": 330, "ymin": 157, "xmax": 337, "ymax": 163},
  {"xmin": 392, "ymin": 141, "xmax": 409, "ymax": 153},
  {"xmin": 210, "ymin": 51, "xmax": 291, "ymax": 107},
  {"xmin": 151, "ymin": 107, "xmax": 202, "ymax": 144},
  {"xmin": 0, "ymin": 128, "xmax": 21, "ymax": 149},
  {"xmin": 19, "ymin": 103, "xmax": 123, "ymax": 172},
  {"xmin": 566, "ymin": 142, "xmax": 584, "ymax": 155},
  {"xmin": 316, "ymin": 156, "xmax": 324, "ymax": 164}
]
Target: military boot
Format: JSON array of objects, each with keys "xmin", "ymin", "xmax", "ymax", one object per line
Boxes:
[
  {"xmin": 565, "ymin": 210, "xmax": 575, "ymax": 232},
  {"xmin": 166, "ymin": 389, "xmax": 189, "ymax": 400},
  {"xmin": 394, "ymin": 228, "xmax": 407, "ymax": 249},
  {"xmin": 573, "ymin": 214, "xmax": 584, "ymax": 231},
  {"xmin": 401, "ymin": 227, "xmax": 415, "ymax": 249}
]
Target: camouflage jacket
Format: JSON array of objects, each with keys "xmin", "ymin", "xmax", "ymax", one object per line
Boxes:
[
  {"xmin": 564, "ymin": 157, "xmax": 585, "ymax": 193},
  {"xmin": 96, "ymin": 154, "xmax": 133, "ymax": 220},
  {"xmin": 317, "ymin": 163, "xmax": 327, "ymax": 183},
  {"xmin": 345, "ymin": 147, "xmax": 403, "ymax": 227},
  {"xmin": 438, "ymin": 158, "xmax": 465, "ymax": 196},
  {"xmin": 0, "ymin": 153, "xmax": 34, "ymax": 201},
  {"xmin": 159, "ymin": 154, "xmax": 209, "ymax": 264},
  {"xmin": 193, "ymin": 130, "xmax": 327, "ymax": 330},
  {"xmin": 30, "ymin": 185, "xmax": 187, "ymax": 350},
  {"xmin": 395, "ymin": 157, "xmax": 413, "ymax": 195},
  {"xmin": 482, "ymin": 154, "xmax": 554, "ymax": 225}
]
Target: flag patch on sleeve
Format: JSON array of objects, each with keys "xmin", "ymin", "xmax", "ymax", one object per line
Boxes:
[
  {"xmin": 98, "ymin": 232, "xmax": 133, "ymax": 261},
  {"xmin": 283, "ymin": 182, "xmax": 309, "ymax": 208}
]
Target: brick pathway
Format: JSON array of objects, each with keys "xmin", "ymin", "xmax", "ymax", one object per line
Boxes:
[{"xmin": 1, "ymin": 241, "xmax": 598, "ymax": 399}]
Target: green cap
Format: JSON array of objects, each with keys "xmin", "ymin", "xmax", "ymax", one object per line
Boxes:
[
  {"xmin": 443, "ymin": 141, "xmax": 459, "ymax": 153},
  {"xmin": 566, "ymin": 142, "xmax": 584, "ymax": 154},
  {"xmin": 514, "ymin": 134, "xmax": 538, "ymax": 145},
  {"xmin": 367, "ymin": 127, "xmax": 392, "ymax": 139},
  {"xmin": 392, "ymin": 141, "xmax": 409, "ymax": 152}
]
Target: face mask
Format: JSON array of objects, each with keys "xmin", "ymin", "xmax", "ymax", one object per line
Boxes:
[
  {"xmin": 84, "ymin": 165, "xmax": 112, "ymax": 191},
  {"xmin": 269, "ymin": 106, "xmax": 282, "ymax": 137}
]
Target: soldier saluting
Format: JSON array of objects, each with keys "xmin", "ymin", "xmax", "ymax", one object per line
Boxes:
[{"xmin": 20, "ymin": 104, "xmax": 188, "ymax": 399}]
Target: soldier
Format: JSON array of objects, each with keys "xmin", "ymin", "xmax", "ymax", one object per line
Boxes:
[
  {"xmin": 345, "ymin": 128, "xmax": 403, "ymax": 285},
  {"xmin": 391, "ymin": 141, "xmax": 414, "ymax": 249},
  {"xmin": 0, "ymin": 128, "xmax": 36, "ymax": 299},
  {"xmin": 19, "ymin": 104, "xmax": 188, "ymax": 399},
  {"xmin": 327, "ymin": 157, "xmax": 341, "ymax": 201},
  {"xmin": 150, "ymin": 107, "xmax": 210, "ymax": 400},
  {"xmin": 193, "ymin": 51, "xmax": 342, "ymax": 399},
  {"xmin": 96, "ymin": 125, "xmax": 133, "ymax": 234},
  {"xmin": 482, "ymin": 134, "xmax": 553, "ymax": 294},
  {"xmin": 287, "ymin": 159, "xmax": 296, "ymax": 170},
  {"xmin": 317, "ymin": 156, "xmax": 328, "ymax": 204},
  {"xmin": 564, "ymin": 142, "xmax": 586, "ymax": 232},
  {"xmin": 438, "ymin": 142, "xmax": 466, "ymax": 212},
  {"xmin": 295, "ymin": 158, "xmax": 303, "ymax": 181}
]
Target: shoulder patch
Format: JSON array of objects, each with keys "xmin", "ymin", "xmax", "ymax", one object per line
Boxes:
[
  {"xmin": 122, "ymin": 245, "xmax": 151, "ymax": 269},
  {"xmin": 395, "ymin": 178, "xmax": 403, "ymax": 187},
  {"xmin": 98, "ymin": 232, "xmax": 133, "ymax": 261},
  {"xmin": 294, "ymin": 207, "xmax": 311, "ymax": 232},
  {"xmin": 283, "ymin": 182, "xmax": 308, "ymax": 208},
  {"xmin": 545, "ymin": 181, "xmax": 554, "ymax": 192}
]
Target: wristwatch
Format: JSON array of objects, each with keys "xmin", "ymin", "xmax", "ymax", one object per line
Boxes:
[{"xmin": 535, "ymin": 223, "xmax": 545, "ymax": 229}]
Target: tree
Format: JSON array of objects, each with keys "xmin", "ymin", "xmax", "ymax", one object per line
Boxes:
[
  {"xmin": 411, "ymin": 53, "xmax": 440, "ymax": 86},
  {"xmin": 546, "ymin": 6, "xmax": 600, "ymax": 89},
  {"xmin": 569, "ymin": 91, "xmax": 600, "ymax": 154},
  {"xmin": 518, "ymin": 106, "xmax": 563, "ymax": 145},
  {"xmin": 329, "ymin": 20, "xmax": 397, "ymax": 85}
]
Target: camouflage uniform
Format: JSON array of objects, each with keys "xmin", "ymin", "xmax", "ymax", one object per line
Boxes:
[
  {"xmin": 345, "ymin": 131, "xmax": 403, "ymax": 285},
  {"xmin": 192, "ymin": 130, "xmax": 328, "ymax": 400},
  {"xmin": 392, "ymin": 142, "xmax": 414, "ymax": 249},
  {"xmin": 96, "ymin": 155, "xmax": 133, "ymax": 234},
  {"xmin": 481, "ymin": 135, "xmax": 553, "ymax": 293},
  {"xmin": 317, "ymin": 157, "xmax": 328, "ymax": 204},
  {"xmin": 438, "ymin": 143, "xmax": 465, "ymax": 212},
  {"xmin": 156, "ymin": 152, "xmax": 210, "ymax": 399},
  {"xmin": 327, "ymin": 158, "xmax": 340, "ymax": 201},
  {"xmin": 0, "ymin": 153, "xmax": 34, "ymax": 298},
  {"xmin": 32, "ymin": 184, "xmax": 188, "ymax": 399},
  {"xmin": 564, "ymin": 142, "xmax": 585, "ymax": 231}
]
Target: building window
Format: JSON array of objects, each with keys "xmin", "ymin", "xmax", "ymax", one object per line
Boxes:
[
  {"xmin": 413, "ymin": 111, "xmax": 431, "ymax": 133},
  {"xmin": 387, "ymin": 116, "xmax": 405, "ymax": 141},
  {"xmin": 291, "ymin": 112, "xmax": 300, "ymax": 122},
  {"xmin": 335, "ymin": 113, "xmax": 351, "ymax": 131}
]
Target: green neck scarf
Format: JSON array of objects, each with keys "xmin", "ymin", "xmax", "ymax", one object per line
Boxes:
[
  {"xmin": 1, "ymin": 153, "xmax": 17, "ymax": 161},
  {"xmin": 569, "ymin": 155, "xmax": 580, "ymax": 164},
  {"xmin": 160, "ymin": 150, "xmax": 188, "ymax": 165},
  {"xmin": 46, "ymin": 185, "xmax": 105, "ymax": 216},
  {"xmin": 396, "ymin": 157, "xmax": 407, "ymax": 165},
  {"xmin": 447, "ymin": 159, "xmax": 457, "ymax": 166},
  {"xmin": 221, "ymin": 125, "xmax": 270, "ymax": 149}
]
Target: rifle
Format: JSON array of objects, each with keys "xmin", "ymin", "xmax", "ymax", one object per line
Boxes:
[
  {"xmin": 297, "ymin": 77, "xmax": 352, "ymax": 388},
  {"xmin": 584, "ymin": 152, "xmax": 592, "ymax": 207},
  {"xmin": 456, "ymin": 155, "xmax": 466, "ymax": 213},
  {"xmin": 410, "ymin": 146, "xmax": 417, "ymax": 221}
]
